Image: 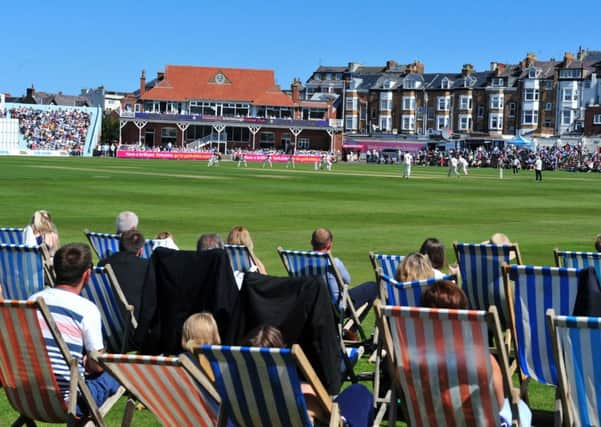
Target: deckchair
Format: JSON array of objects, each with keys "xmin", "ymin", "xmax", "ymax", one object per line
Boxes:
[
  {"xmin": 224, "ymin": 244, "xmax": 257, "ymax": 273},
  {"xmin": 80, "ymin": 265, "xmax": 137, "ymax": 353},
  {"xmin": 0, "ymin": 244, "xmax": 47, "ymax": 299},
  {"xmin": 372, "ymin": 270, "xmax": 455, "ymax": 425},
  {"xmin": 368, "ymin": 251, "xmax": 404, "ymax": 280},
  {"xmin": 547, "ymin": 310, "xmax": 601, "ymax": 427},
  {"xmin": 0, "ymin": 227, "xmax": 25, "ymax": 245},
  {"xmin": 453, "ymin": 242, "xmax": 522, "ymax": 330},
  {"xmin": 198, "ymin": 344, "xmax": 342, "ymax": 427},
  {"xmin": 84, "ymin": 230, "xmax": 156, "ymax": 260},
  {"xmin": 94, "ymin": 352, "xmax": 222, "ymax": 427},
  {"xmin": 0, "ymin": 299, "xmax": 123, "ymax": 427},
  {"xmin": 374, "ymin": 301, "xmax": 520, "ymax": 427},
  {"xmin": 554, "ymin": 248, "xmax": 601, "ymax": 281},
  {"xmin": 277, "ymin": 246, "xmax": 366, "ymax": 342},
  {"xmin": 502, "ymin": 265, "xmax": 580, "ymax": 400}
]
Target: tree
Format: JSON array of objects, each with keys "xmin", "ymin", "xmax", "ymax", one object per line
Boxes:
[{"xmin": 101, "ymin": 111, "xmax": 120, "ymax": 143}]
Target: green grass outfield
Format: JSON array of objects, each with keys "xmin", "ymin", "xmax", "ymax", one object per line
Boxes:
[{"xmin": 0, "ymin": 155, "xmax": 599, "ymax": 425}]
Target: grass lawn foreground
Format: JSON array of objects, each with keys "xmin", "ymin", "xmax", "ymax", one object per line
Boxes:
[{"xmin": 0, "ymin": 155, "xmax": 599, "ymax": 425}]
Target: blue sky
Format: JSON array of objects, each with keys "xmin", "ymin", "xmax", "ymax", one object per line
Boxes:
[{"xmin": 1, "ymin": 0, "xmax": 598, "ymax": 96}]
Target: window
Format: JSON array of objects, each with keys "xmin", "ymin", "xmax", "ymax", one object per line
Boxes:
[
  {"xmin": 524, "ymin": 88, "xmax": 540, "ymax": 101},
  {"xmin": 562, "ymin": 88, "xmax": 578, "ymax": 102},
  {"xmin": 559, "ymin": 69, "xmax": 581, "ymax": 79},
  {"xmin": 522, "ymin": 109, "xmax": 539, "ymax": 125},
  {"xmin": 401, "ymin": 115, "xmax": 415, "ymax": 130},
  {"xmin": 346, "ymin": 97, "xmax": 357, "ymax": 111},
  {"xmin": 459, "ymin": 95, "xmax": 472, "ymax": 110},
  {"xmin": 477, "ymin": 105, "xmax": 485, "ymax": 118},
  {"xmin": 544, "ymin": 80, "xmax": 553, "ymax": 90},
  {"xmin": 345, "ymin": 117, "xmax": 354, "ymax": 131},
  {"xmin": 561, "ymin": 110, "xmax": 572, "ymax": 125},
  {"xmin": 543, "ymin": 102, "xmax": 552, "ymax": 111},
  {"xmin": 437, "ymin": 96, "xmax": 450, "ymax": 111},
  {"xmin": 427, "ymin": 108, "xmax": 435, "ymax": 120},
  {"xmin": 160, "ymin": 127, "xmax": 177, "ymax": 146},
  {"xmin": 492, "ymin": 78, "xmax": 504, "ymax": 87},
  {"xmin": 436, "ymin": 115, "xmax": 449, "ymax": 130},
  {"xmin": 380, "ymin": 98, "xmax": 392, "ymax": 111},
  {"xmin": 508, "ymin": 102, "xmax": 516, "ymax": 117},
  {"xmin": 528, "ymin": 68, "xmax": 537, "ymax": 79},
  {"xmin": 380, "ymin": 117, "xmax": 391, "ymax": 131},
  {"xmin": 544, "ymin": 118, "xmax": 552, "ymax": 128},
  {"xmin": 298, "ymin": 137, "xmax": 310, "ymax": 149},
  {"xmin": 441, "ymin": 78, "xmax": 450, "ymax": 89},
  {"xmin": 490, "ymin": 94, "xmax": 504, "ymax": 109},
  {"xmin": 594, "ymin": 114, "xmax": 601, "ymax": 125},
  {"xmin": 404, "ymin": 79, "xmax": 417, "ymax": 89},
  {"xmin": 402, "ymin": 96, "xmax": 416, "ymax": 110},
  {"xmin": 459, "ymin": 115, "xmax": 472, "ymax": 130},
  {"xmin": 489, "ymin": 113, "xmax": 503, "ymax": 130},
  {"xmin": 260, "ymin": 132, "xmax": 275, "ymax": 145}
]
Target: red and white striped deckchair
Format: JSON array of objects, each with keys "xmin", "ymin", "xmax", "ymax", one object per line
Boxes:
[
  {"xmin": 95, "ymin": 352, "xmax": 222, "ymax": 427},
  {"xmin": 0, "ymin": 299, "xmax": 121, "ymax": 427},
  {"xmin": 375, "ymin": 301, "xmax": 519, "ymax": 427}
]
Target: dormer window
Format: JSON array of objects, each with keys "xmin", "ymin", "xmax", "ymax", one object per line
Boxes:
[
  {"xmin": 492, "ymin": 78, "xmax": 504, "ymax": 87},
  {"xmin": 383, "ymin": 80, "xmax": 394, "ymax": 89},
  {"xmin": 441, "ymin": 78, "xmax": 450, "ymax": 89},
  {"xmin": 528, "ymin": 68, "xmax": 537, "ymax": 79},
  {"xmin": 404, "ymin": 79, "xmax": 416, "ymax": 89}
]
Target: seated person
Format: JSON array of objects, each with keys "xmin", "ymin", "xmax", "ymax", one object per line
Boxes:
[
  {"xmin": 226, "ymin": 226, "xmax": 267, "ymax": 274},
  {"xmin": 23, "ymin": 210, "xmax": 60, "ymax": 257},
  {"xmin": 154, "ymin": 231, "xmax": 179, "ymax": 250},
  {"xmin": 311, "ymin": 228, "xmax": 377, "ymax": 322},
  {"xmin": 242, "ymin": 325, "xmax": 374, "ymax": 427},
  {"xmin": 395, "ymin": 252, "xmax": 435, "ymax": 282},
  {"xmin": 115, "ymin": 211, "xmax": 138, "ymax": 234},
  {"xmin": 28, "ymin": 243, "xmax": 120, "ymax": 415},
  {"xmin": 595, "ymin": 234, "xmax": 601, "ymax": 252},
  {"xmin": 98, "ymin": 230, "xmax": 148, "ymax": 321},
  {"xmin": 181, "ymin": 312, "xmax": 221, "ymax": 381},
  {"xmin": 419, "ymin": 238, "xmax": 458, "ymax": 278},
  {"xmin": 420, "ymin": 280, "xmax": 532, "ymax": 426},
  {"xmin": 197, "ymin": 233, "xmax": 224, "ymax": 252}
]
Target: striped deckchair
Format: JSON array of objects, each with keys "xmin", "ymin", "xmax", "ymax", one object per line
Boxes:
[
  {"xmin": 547, "ymin": 310, "xmax": 601, "ymax": 427},
  {"xmin": 94, "ymin": 352, "xmax": 221, "ymax": 427},
  {"xmin": 0, "ymin": 299, "xmax": 122, "ymax": 426},
  {"xmin": 554, "ymin": 248, "xmax": 601, "ymax": 281},
  {"xmin": 80, "ymin": 265, "xmax": 137, "ymax": 353},
  {"xmin": 277, "ymin": 246, "xmax": 366, "ymax": 342},
  {"xmin": 369, "ymin": 251, "xmax": 405, "ymax": 280},
  {"xmin": 503, "ymin": 265, "xmax": 580, "ymax": 398},
  {"xmin": 85, "ymin": 230, "xmax": 156, "ymax": 260},
  {"xmin": 198, "ymin": 344, "xmax": 342, "ymax": 427},
  {"xmin": 453, "ymin": 242, "xmax": 522, "ymax": 330},
  {"xmin": 0, "ymin": 244, "xmax": 46, "ymax": 299},
  {"xmin": 372, "ymin": 270, "xmax": 454, "ymax": 425},
  {"xmin": 374, "ymin": 301, "xmax": 519, "ymax": 427},
  {"xmin": 224, "ymin": 244, "xmax": 256, "ymax": 273},
  {"xmin": 0, "ymin": 227, "xmax": 25, "ymax": 245}
]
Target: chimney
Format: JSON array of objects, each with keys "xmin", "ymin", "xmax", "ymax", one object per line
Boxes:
[
  {"xmin": 157, "ymin": 72, "xmax": 165, "ymax": 81},
  {"xmin": 496, "ymin": 63, "xmax": 506, "ymax": 76},
  {"xmin": 525, "ymin": 52, "xmax": 537, "ymax": 67},
  {"xmin": 386, "ymin": 60, "xmax": 398, "ymax": 71},
  {"xmin": 348, "ymin": 62, "xmax": 360, "ymax": 72},
  {"xmin": 461, "ymin": 64, "xmax": 474, "ymax": 77},
  {"xmin": 291, "ymin": 78, "xmax": 301, "ymax": 103},
  {"xmin": 563, "ymin": 52, "xmax": 574, "ymax": 66},
  {"xmin": 577, "ymin": 46, "xmax": 586, "ymax": 61},
  {"xmin": 415, "ymin": 61, "xmax": 424, "ymax": 75},
  {"xmin": 490, "ymin": 62, "xmax": 498, "ymax": 72},
  {"xmin": 139, "ymin": 70, "xmax": 146, "ymax": 97}
]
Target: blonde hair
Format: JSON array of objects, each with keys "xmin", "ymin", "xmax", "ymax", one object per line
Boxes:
[
  {"xmin": 490, "ymin": 233, "xmax": 511, "ymax": 245},
  {"xmin": 181, "ymin": 312, "xmax": 221, "ymax": 352},
  {"xmin": 227, "ymin": 226, "xmax": 254, "ymax": 251},
  {"xmin": 31, "ymin": 210, "xmax": 55, "ymax": 234},
  {"xmin": 396, "ymin": 252, "xmax": 434, "ymax": 282}
]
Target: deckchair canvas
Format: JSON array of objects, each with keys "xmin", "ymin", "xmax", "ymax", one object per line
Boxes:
[
  {"xmin": 0, "ymin": 243, "xmax": 46, "ymax": 299},
  {"xmin": 368, "ymin": 252, "xmax": 405, "ymax": 281},
  {"xmin": 84, "ymin": 230, "xmax": 156, "ymax": 260},
  {"xmin": 554, "ymin": 248, "xmax": 601, "ymax": 282},
  {"xmin": 0, "ymin": 227, "xmax": 25, "ymax": 245},
  {"xmin": 224, "ymin": 244, "xmax": 257, "ymax": 273}
]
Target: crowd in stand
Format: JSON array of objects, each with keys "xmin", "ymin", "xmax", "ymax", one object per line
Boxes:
[{"xmin": 9, "ymin": 107, "xmax": 90, "ymax": 151}]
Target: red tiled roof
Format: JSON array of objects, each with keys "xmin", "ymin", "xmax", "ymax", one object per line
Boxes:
[{"xmin": 141, "ymin": 65, "xmax": 295, "ymax": 107}]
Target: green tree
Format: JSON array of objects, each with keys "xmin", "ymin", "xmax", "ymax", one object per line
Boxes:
[{"xmin": 101, "ymin": 111, "xmax": 120, "ymax": 143}]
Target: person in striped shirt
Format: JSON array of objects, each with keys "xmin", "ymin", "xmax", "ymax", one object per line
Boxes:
[{"xmin": 29, "ymin": 243, "xmax": 120, "ymax": 414}]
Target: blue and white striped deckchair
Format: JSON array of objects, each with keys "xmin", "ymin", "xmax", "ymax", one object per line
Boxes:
[
  {"xmin": 454, "ymin": 242, "xmax": 522, "ymax": 329},
  {"xmin": 503, "ymin": 265, "xmax": 580, "ymax": 395},
  {"xmin": 0, "ymin": 227, "xmax": 25, "ymax": 245},
  {"xmin": 95, "ymin": 352, "xmax": 221, "ymax": 427},
  {"xmin": 378, "ymin": 271, "xmax": 454, "ymax": 306},
  {"xmin": 547, "ymin": 310, "xmax": 601, "ymax": 427},
  {"xmin": 375, "ymin": 302, "xmax": 519, "ymax": 426},
  {"xmin": 369, "ymin": 252, "xmax": 405, "ymax": 280},
  {"xmin": 554, "ymin": 248, "xmax": 601, "ymax": 282},
  {"xmin": 224, "ymin": 244, "xmax": 255, "ymax": 273},
  {"xmin": 277, "ymin": 247, "xmax": 365, "ymax": 341},
  {"xmin": 81, "ymin": 265, "xmax": 136, "ymax": 353},
  {"xmin": 85, "ymin": 230, "xmax": 156, "ymax": 260},
  {"xmin": 0, "ymin": 244, "xmax": 46, "ymax": 300},
  {"xmin": 198, "ymin": 344, "xmax": 341, "ymax": 427}
]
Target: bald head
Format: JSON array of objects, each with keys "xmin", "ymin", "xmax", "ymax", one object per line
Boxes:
[{"xmin": 311, "ymin": 228, "xmax": 333, "ymax": 251}]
